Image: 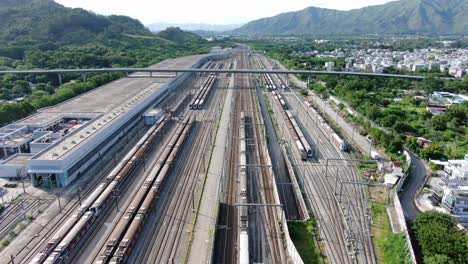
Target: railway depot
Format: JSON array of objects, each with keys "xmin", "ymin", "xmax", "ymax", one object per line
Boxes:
[
  {"xmin": 1, "ymin": 48, "xmax": 385, "ymax": 264},
  {"xmin": 0, "ymin": 53, "xmax": 226, "ymax": 187}
]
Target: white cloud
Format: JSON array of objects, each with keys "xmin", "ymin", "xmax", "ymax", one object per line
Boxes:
[{"xmin": 54, "ymin": 0, "xmax": 396, "ymax": 25}]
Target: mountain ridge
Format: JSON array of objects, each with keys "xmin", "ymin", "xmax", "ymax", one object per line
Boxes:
[
  {"xmin": 233, "ymin": 0, "xmax": 468, "ymax": 36},
  {"xmin": 147, "ymin": 22, "xmax": 242, "ymax": 32}
]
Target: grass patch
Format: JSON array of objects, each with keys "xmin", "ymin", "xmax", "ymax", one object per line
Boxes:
[
  {"xmin": 371, "ymin": 202, "xmax": 411, "ymax": 264},
  {"xmin": 358, "ymin": 162, "xmax": 378, "ymax": 179},
  {"xmin": 288, "ymin": 220, "xmax": 324, "ymax": 264},
  {"xmin": 383, "ymin": 233, "xmax": 412, "ymax": 264}
]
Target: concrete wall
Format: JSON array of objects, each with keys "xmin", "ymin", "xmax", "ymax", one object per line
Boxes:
[
  {"xmin": 0, "ymin": 164, "xmax": 25, "ymax": 178},
  {"xmin": 392, "ymin": 149, "xmax": 418, "ymax": 263}
]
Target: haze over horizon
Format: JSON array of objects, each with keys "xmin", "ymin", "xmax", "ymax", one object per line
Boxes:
[{"xmin": 54, "ymin": 0, "xmax": 396, "ymax": 25}]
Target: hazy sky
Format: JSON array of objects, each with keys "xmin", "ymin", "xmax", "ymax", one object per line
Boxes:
[{"xmin": 55, "ymin": 0, "xmax": 396, "ymax": 25}]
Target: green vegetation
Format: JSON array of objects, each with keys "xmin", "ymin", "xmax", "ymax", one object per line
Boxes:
[
  {"xmin": 156, "ymin": 27, "xmax": 204, "ymax": 43},
  {"xmin": 288, "ymin": 220, "xmax": 323, "ymax": 264},
  {"xmin": 357, "ymin": 162, "xmax": 378, "ymax": 177},
  {"xmin": 234, "ymin": 0, "xmax": 468, "ymax": 36},
  {"xmin": 412, "ymin": 211, "xmax": 468, "ymax": 264},
  {"xmin": 383, "ymin": 233, "xmax": 413, "ymax": 264},
  {"xmin": 0, "ymin": 0, "xmax": 226, "ymax": 126},
  {"xmin": 0, "ymin": 215, "xmax": 35, "ymax": 250},
  {"xmin": 320, "ymin": 75, "xmax": 467, "ymax": 160},
  {"xmin": 371, "ymin": 202, "xmax": 412, "ymax": 264}
]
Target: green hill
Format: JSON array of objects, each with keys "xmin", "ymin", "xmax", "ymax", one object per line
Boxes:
[
  {"xmin": 156, "ymin": 27, "xmax": 204, "ymax": 43},
  {"xmin": 0, "ymin": 0, "xmax": 212, "ymax": 126},
  {"xmin": 0, "ymin": 0, "xmax": 209, "ymax": 68},
  {"xmin": 0, "ymin": 0, "xmax": 152, "ymax": 44},
  {"xmin": 234, "ymin": 0, "xmax": 468, "ymax": 36}
]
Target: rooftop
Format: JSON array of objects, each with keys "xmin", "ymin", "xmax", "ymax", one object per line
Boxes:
[
  {"xmin": 2, "ymin": 154, "xmax": 34, "ymax": 166},
  {"xmin": 18, "ymin": 55, "xmax": 203, "ymax": 161}
]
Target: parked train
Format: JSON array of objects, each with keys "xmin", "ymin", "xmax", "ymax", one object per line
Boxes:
[
  {"xmin": 285, "ymin": 110, "xmax": 313, "ymax": 160},
  {"xmin": 31, "ymin": 116, "xmax": 170, "ymax": 264},
  {"xmin": 98, "ymin": 116, "xmax": 194, "ymax": 264},
  {"xmin": 256, "ymin": 58, "xmax": 278, "ymax": 91},
  {"xmin": 189, "ymin": 63, "xmax": 219, "ymax": 110},
  {"xmin": 270, "ymin": 90, "xmax": 313, "ymax": 160},
  {"xmin": 303, "ymin": 101, "xmax": 349, "ymax": 152},
  {"xmin": 238, "ymin": 112, "xmax": 249, "ymax": 264}
]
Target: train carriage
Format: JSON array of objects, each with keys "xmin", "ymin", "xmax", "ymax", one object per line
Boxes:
[{"xmin": 44, "ymin": 212, "xmax": 94, "ymax": 264}]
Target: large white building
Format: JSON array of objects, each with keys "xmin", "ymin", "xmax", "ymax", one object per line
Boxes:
[{"xmin": 0, "ymin": 52, "xmax": 227, "ymax": 187}]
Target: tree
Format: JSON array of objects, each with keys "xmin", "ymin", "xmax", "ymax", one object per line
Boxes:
[
  {"xmin": 412, "ymin": 212, "xmax": 468, "ymax": 264},
  {"xmin": 406, "ymin": 136, "xmax": 419, "ymax": 151},
  {"xmin": 426, "ymin": 254, "xmax": 454, "ymax": 264},
  {"xmin": 431, "ymin": 114, "xmax": 448, "ymax": 131},
  {"xmin": 35, "ymin": 83, "xmax": 54, "ymax": 93},
  {"xmin": 421, "ymin": 144, "xmax": 445, "ymax": 160},
  {"xmin": 387, "ymin": 135, "xmax": 403, "ymax": 154}
]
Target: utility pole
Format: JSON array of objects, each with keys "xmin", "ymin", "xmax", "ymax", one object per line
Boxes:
[
  {"xmin": 56, "ymin": 194, "xmax": 62, "ymax": 213},
  {"xmin": 114, "ymin": 189, "xmax": 120, "ymax": 212},
  {"xmin": 325, "ymin": 159, "xmax": 329, "ymax": 177},
  {"xmin": 77, "ymin": 188, "xmax": 82, "ymax": 206},
  {"xmin": 192, "ymin": 188, "xmax": 195, "ymax": 212}
]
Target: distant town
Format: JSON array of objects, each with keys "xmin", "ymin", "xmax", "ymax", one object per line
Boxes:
[{"xmin": 292, "ymin": 44, "xmax": 468, "ymax": 78}]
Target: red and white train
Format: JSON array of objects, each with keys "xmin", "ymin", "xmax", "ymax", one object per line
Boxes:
[{"xmin": 31, "ymin": 116, "xmax": 170, "ymax": 264}]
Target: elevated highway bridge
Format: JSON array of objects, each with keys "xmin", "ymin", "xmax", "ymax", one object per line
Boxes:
[{"xmin": 0, "ymin": 68, "xmax": 431, "ymax": 81}]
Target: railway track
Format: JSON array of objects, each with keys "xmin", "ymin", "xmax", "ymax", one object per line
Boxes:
[
  {"xmin": 130, "ymin": 61, "xmax": 228, "ymax": 263},
  {"xmin": 93, "ymin": 116, "xmax": 194, "ymax": 264},
  {"xmin": 258, "ymin": 55, "xmax": 377, "ymax": 263},
  {"xmin": 237, "ymin": 50, "xmax": 286, "ymax": 263},
  {"xmin": 213, "ymin": 87, "xmax": 240, "ymax": 263},
  {"xmin": 252, "ymin": 56, "xmax": 301, "ymax": 221},
  {"xmin": 267, "ymin": 81, "xmax": 354, "ymax": 263},
  {"xmin": 291, "ymin": 92, "xmax": 376, "ymax": 264},
  {"xmin": 2, "ymin": 121, "xmax": 149, "ymax": 264},
  {"xmin": 0, "ymin": 195, "xmax": 48, "ymax": 240}
]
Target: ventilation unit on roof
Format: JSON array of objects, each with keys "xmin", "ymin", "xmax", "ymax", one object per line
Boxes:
[{"xmin": 52, "ymin": 153, "xmax": 59, "ymax": 157}]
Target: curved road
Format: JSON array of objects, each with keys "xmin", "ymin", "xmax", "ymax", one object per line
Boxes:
[{"xmin": 400, "ymin": 150, "xmax": 427, "ymax": 220}]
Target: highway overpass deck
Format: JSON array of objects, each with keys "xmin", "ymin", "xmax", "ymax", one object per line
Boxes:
[{"xmin": 0, "ymin": 68, "xmax": 432, "ymax": 80}]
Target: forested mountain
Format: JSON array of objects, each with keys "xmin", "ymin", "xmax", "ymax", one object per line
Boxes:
[
  {"xmin": 0, "ymin": 0, "xmax": 212, "ymax": 126},
  {"xmin": 234, "ymin": 0, "xmax": 468, "ymax": 36},
  {"xmin": 156, "ymin": 27, "xmax": 204, "ymax": 43},
  {"xmin": 0, "ymin": 0, "xmax": 207, "ymax": 68},
  {"xmin": 0, "ymin": 0, "xmax": 151, "ymax": 44}
]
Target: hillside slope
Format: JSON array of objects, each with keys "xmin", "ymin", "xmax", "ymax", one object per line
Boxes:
[
  {"xmin": 156, "ymin": 27, "xmax": 204, "ymax": 43},
  {"xmin": 0, "ymin": 0, "xmax": 152, "ymax": 43},
  {"xmin": 234, "ymin": 0, "xmax": 468, "ymax": 36}
]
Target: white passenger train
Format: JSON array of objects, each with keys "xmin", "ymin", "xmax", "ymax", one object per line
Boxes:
[{"xmin": 238, "ymin": 112, "xmax": 249, "ymax": 264}]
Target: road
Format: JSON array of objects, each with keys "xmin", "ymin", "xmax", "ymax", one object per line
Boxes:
[{"xmin": 400, "ymin": 150, "xmax": 427, "ymax": 220}]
